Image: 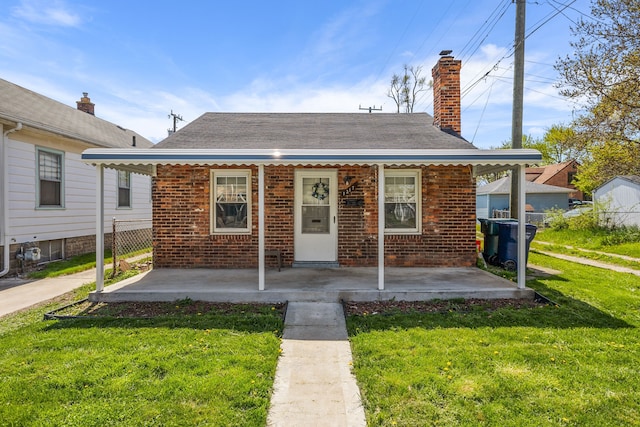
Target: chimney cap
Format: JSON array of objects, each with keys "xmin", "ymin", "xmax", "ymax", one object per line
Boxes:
[{"xmin": 439, "ymin": 49, "xmax": 453, "ymax": 56}]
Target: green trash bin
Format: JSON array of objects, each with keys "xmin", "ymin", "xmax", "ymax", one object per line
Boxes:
[{"xmin": 478, "ymin": 218, "xmax": 501, "ymax": 264}]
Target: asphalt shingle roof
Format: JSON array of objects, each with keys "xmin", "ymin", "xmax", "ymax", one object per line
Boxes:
[
  {"xmin": 0, "ymin": 78, "xmax": 152, "ymax": 148},
  {"xmin": 477, "ymin": 176, "xmax": 573, "ymax": 195},
  {"xmin": 154, "ymin": 112, "xmax": 475, "ymax": 150}
]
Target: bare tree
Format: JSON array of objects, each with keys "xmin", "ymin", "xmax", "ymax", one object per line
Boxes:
[{"xmin": 387, "ymin": 65, "xmax": 428, "ymax": 113}]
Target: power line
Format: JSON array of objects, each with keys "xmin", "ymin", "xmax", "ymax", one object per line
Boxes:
[
  {"xmin": 455, "ymin": 0, "xmax": 577, "ymax": 110},
  {"xmin": 470, "ymin": 78, "xmax": 497, "ymax": 144},
  {"xmin": 459, "ymin": 0, "xmax": 512, "ymax": 64},
  {"xmin": 413, "ymin": 0, "xmax": 472, "ymax": 61}
]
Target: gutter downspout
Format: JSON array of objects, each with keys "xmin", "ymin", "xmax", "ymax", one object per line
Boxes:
[{"xmin": 1, "ymin": 122, "xmax": 23, "ymax": 277}]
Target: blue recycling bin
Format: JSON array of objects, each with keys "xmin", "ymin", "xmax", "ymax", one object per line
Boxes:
[{"xmin": 496, "ymin": 220, "xmax": 537, "ymax": 271}]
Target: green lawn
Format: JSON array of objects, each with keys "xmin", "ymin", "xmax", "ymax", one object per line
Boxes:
[
  {"xmin": 347, "ymin": 252, "xmax": 640, "ymax": 426},
  {"xmin": 0, "ymin": 299, "xmax": 283, "ymax": 426}
]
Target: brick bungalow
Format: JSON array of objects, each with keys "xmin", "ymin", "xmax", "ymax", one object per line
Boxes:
[{"xmin": 82, "ymin": 54, "xmax": 541, "ymax": 292}]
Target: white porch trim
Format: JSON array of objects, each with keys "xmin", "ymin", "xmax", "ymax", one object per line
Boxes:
[
  {"xmin": 377, "ymin": 164, "xmax": 385, "ymax": 290},
  {"xmin": 258, "ymin": 164, "xmax": 265, "ymax": 291},
  {"xmin": 95, "ymin": 165, "xmax": 105, "ymax": 292},
  {"xmin": 517, "ymin": 164, "xmax": 526, "ymax": 289}
]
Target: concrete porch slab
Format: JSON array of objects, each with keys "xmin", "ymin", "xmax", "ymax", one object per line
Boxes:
[{"xmin": 88, "ymin": 267, "xmax": 534, "ymax": 303}]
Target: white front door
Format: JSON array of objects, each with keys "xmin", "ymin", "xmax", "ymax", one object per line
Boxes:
[{"xmin": 294, "ymin": 170, "xmax": 338, "ymax": 262}]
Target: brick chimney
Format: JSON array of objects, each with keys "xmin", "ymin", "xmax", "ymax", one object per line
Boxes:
[
  {"xmin": 432, "ymin": 51, "xmax": 461, "ymax": 135},
  {"xmin": 76, "ymin": 92, "xmax": 95, "ymax": 115}
]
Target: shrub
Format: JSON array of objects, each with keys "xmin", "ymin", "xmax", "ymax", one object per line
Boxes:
[
  {"xmin": 601, "ymin": 226, "xmax": 640, "ymax": 245},
  {"xmin": 568, "ymin": 208, "xmax": 600, "ymax": 230},
  {"xmin": 546, "ymin": 208, "xmax": 569, "ymax": 230}
]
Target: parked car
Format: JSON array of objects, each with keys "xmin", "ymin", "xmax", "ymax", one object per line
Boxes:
[
  {"xmin": 569, "ymin": 199, "xmax": 593, "ymax": 208},
  {"xmin": 563, "ymin": 204, "xmax": 593, "ymax": 218}
]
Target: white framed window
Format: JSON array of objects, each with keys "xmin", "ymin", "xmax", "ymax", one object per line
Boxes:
[
  {"xmin": 117, "ymin": 170, "xmax": 131, "ymax": 208},
  {"xmin": 36, "ymin": 147, "xmax": 64, "ymax": 208},
  {"xmin": 384, "ymin": 169, "xmax": 421, "ymax": 234},
  {"xmin": 211, "ymin": 169, "xmax": 251, "ymax": 234}
]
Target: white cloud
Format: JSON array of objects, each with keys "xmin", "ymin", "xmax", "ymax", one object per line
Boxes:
[{"xmin": 12, "ymin": 0, "xmax": 81, "ymax": 27}]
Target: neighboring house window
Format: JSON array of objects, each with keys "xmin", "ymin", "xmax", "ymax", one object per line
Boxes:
[
  {"xmin": 117, "ymin": 170, "xmax": 131, "ymax": 208},
  {"xmin": 567, "ymin": 171, "xmax": 577, "ymax": 186},
  {"xmin": 211, "ymin": 170, "xmax": 251, "ymax": 233},
  {"xmin": 384, "ymin": 169, "xmax": 421, "ymax": 233},
  {"xmin": 37, "ymin": 147, "xmax": 63, "ymax": 207}
]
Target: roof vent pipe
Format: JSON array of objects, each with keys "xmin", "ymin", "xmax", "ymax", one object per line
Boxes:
[{"xmin": 132, "ymin": 135, "xmax": 136, "ymax": 147}]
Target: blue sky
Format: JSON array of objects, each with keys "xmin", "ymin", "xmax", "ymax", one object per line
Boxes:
[{"xmin": 0, "ymin": 0, "xmax": 591, "ymax": 147}]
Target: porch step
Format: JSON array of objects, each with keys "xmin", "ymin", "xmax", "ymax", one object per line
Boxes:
[{"xmin": 292, "ymin": 261, "xmax": 340, "ymax": 268}]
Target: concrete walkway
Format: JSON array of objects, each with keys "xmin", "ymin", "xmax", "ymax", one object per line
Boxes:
[
  {"xmin": 0, "ymin": 254, "xmax": 152, "ymax": 318},
  {"xmin": 535, "ymin": 250, "xmax": 640, "ymax": 277},
  {"xmin": 0, "ymin": 269, "xmax": 97, "ymax": 318},
  {"xmin": 267, "ymin": 302, "xmax": 366, "ymax": 427},
  {"xmin": 534, "ymin": 240, "xmax": 640, "ymax": 263}
]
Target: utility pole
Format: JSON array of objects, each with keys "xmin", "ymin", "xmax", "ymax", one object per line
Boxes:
[
  {"xmin": 510, "ymin": 0, "xmax": 526, "ymax": 219},
  {"xmin": 359, "ymin": 105, "xmax": 382, "ymax": 113},
  {"xmin": 167, "ymin": 110, "xmax": 184, "ymax": 135}
]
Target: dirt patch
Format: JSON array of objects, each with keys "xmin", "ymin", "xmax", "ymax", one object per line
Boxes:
[{"xmin": 344, "ymin": 298, "xmax": 545, "ymax": 316}]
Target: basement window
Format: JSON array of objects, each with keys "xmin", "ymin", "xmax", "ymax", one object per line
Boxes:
[
  {"xmin": 39, "ymin": 239, "xmax": 64, "ymax": 263},
  {"xmin": 211, "ymin": 169, "xmax": 251, "ymax": 234}
]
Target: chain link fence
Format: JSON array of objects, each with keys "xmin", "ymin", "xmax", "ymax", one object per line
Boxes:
[
  {"xmin": 492, "ymin": 209, "xmax": 548, "ymax": 227},
  {"xmin": 112, "ymin": 218, "xmax": 152, "ymax": 277}
]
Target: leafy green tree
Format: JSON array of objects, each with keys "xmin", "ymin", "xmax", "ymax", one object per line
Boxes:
[
  {"xmin": 538, "ymin": 124, "xmax": 584, "ymax": 164},
  {"xmin": 555, "ymin": 0, "xmax": 640, "ymax": 189},
  {"xmin": 573, "ymin": 140, "xmax": 640, "ymax": 195}
]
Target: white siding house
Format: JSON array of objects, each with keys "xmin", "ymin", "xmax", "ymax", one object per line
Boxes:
[
  {"xmin": 476, "ymin": 175, "xmax": 571, "ymax": 221},
  {"xmin": 594, "ymin": 176, "xmax": 640, "ymax": 227},
  {"xmin": 1, "ymin": 79, "xmax": 153, "ymax": 276}
]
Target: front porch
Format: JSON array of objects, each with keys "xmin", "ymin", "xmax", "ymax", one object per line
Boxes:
[{"xmin": 89, "ymin": 266, "xmax": 534, "ymax": 303}]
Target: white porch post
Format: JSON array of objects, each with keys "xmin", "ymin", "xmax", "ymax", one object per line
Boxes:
[
  {"xmin": 517, "ymin": 164, "xmax": 526, "ymax": 289},
  {"xmin": 258, "ymin": 164, "xmax": 265, "ymax": 291},
  {"xmin": 95, "ymin": 165, "xmax": 105, "ymax": 292},
  {"xmin": 377, "ymin": 164, "xmax": 385, "ymax": 290}
]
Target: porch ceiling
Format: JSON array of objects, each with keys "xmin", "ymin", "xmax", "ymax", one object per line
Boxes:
[{"xmin": 81, "ymin": 148, "xmax": 542, "ymax": 176}]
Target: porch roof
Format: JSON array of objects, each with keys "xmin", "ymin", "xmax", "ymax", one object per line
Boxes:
[{"xmin": 81, "ymin": 148, "xmax": 542, "ymax": 175}]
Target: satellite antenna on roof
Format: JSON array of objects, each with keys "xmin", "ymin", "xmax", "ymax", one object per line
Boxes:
[
  {"xmin": 359, "ymin": 104, "xmax": 382, "ymax": 113},
  {"xmin": 167, "ymin": 110, "xmax": 184, "ymax": 135}
]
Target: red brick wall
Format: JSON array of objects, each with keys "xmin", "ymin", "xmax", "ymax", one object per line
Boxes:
[
  {"xmin": 264, "ymin": 166, "xmax": 295, "ymax": 267},
  {"xmin": 152, "ymin": 164, "xmax": 476, "ymax": 269},
  {"xmin": 384, "ymin": 165, "xmax": 477, "ymax": 267},
  {"xmin": 338, "ymin": 165, "xmax": 379, "ymax": 266},
  {"xmin": 153, "ymin": 165, "xmax": 258, "ymax": 268}
]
